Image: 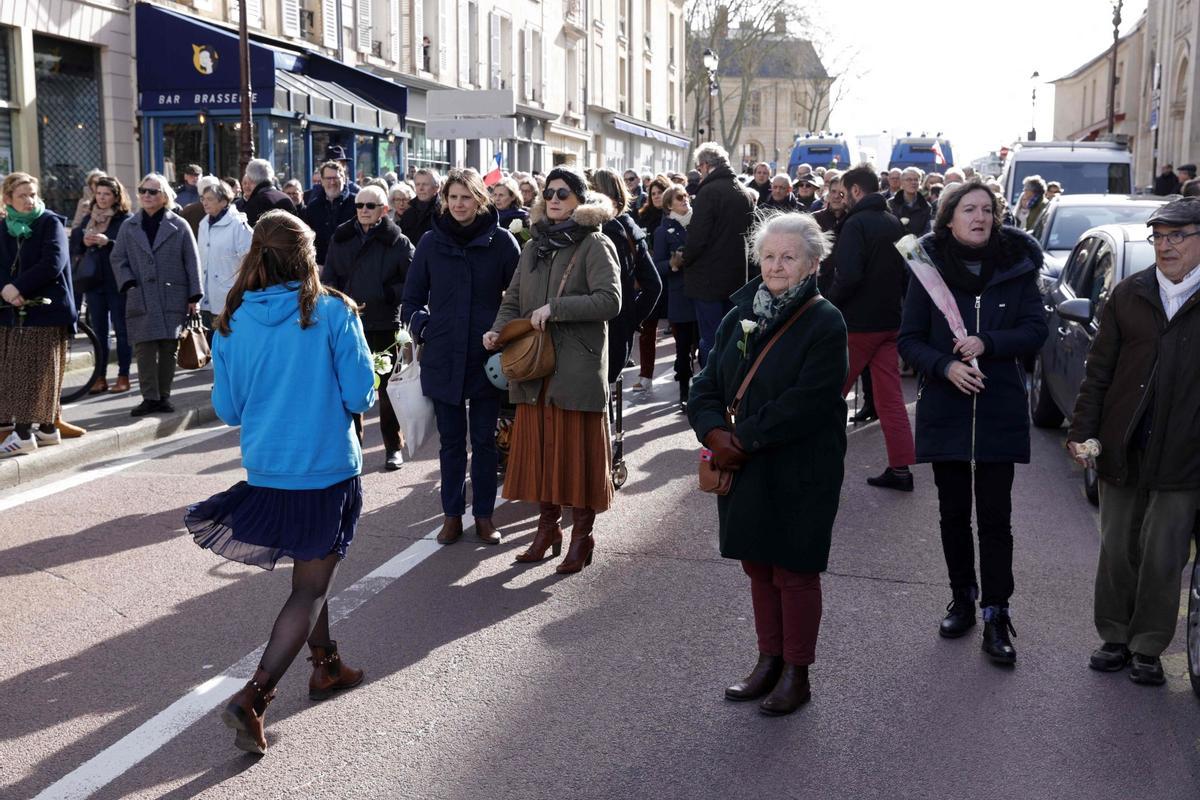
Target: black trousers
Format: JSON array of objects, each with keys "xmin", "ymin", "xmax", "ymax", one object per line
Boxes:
[
  {"xmin": 359, "ymin": 329, "xmax": 401, "ymax": 453},
  {"xmin": 931, "ymin": 461, "xmax": 1015, "ymax": 607},
  {"xmin": 670, "ymin": 321, "xmax": 698, "ymax": 383}
]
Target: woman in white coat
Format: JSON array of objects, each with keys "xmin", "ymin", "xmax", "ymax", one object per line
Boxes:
[{"xmin": 198, "ymin": 177, "xmax": 253, "ymax": 331}]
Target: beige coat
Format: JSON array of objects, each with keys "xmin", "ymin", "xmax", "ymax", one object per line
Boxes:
[{"xmin": 490, "ymin": 192, "xmax": 622, "ymax": 412}]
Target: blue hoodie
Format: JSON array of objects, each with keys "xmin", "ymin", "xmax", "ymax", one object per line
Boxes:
[{"xmin": 211, "ymin": 283, "xmax": 376, "ymax": 489}]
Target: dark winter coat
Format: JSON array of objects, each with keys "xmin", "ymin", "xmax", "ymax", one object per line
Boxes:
[
  {"xmin": 812, "ymin": 207, "xmax": 844, "ymax": 296},
  {"xmin": 748, "ymin": 179, "xmax": 772, "ymax": 205},
  {"xmin": 401, "ymin": 207, "xmax": 520, "ymax": 404},
  {"xmin": 489, "ymin": 193, "xmax": 622, "ymax": 413},
  {"xmin": 398, "ymin": 196, "xmax": 442, "ymax": 247},
  {"xmin": 1068, "ymin": 266, "xmax": 1200, "ymax": 490},
  {"xmin": 828, "ymin": 192, "xmax": 907, "ymax": 332},
  {"xmin": 111, "ymin": 209, "xmax": 203, "ymax": 344},
  {"xmin": 243, "ymin": 182, "xmax": 297, "ymax": 227},
  {"xmin": 70, "ymin": 211, "xmax": 130, "ymax": 296},
  {"xmin": 497, "ymin": 205, "xmax": 530, "ymax": 232},
  {"xmin": 680, "ymin": 164, "xmax": 755, "ymax": 303},
  {"xmin": 303, "ymin": 187, "xmax": 358, "ymax": 265},
  {"xmin": 688, "ymin": 276, "xmax": 848, "ymax": 573},
  {"xmin": 897, "ymin": 228, "xmax": 1048, "ymax": 464},
  {"xmin": 887, "ymin": 191, "xmax": 933, "ymax": 237},
  {"xmin": 653, "ymin": 215, "xmax": 695, "ymax": 323},
  {"xmin": 321, "ymin": 214, "xmax": 414, "ymax": 332},
  {"xmin": 0, "ymin": 212, "xmax": 76, "ymax": 329},
  {"xmin": 603, "ymin": 212, "xmax": 663, "ymax": 383},
  {"xmin": 1153, "ymin": 172, "xmax": 1182, "ymax": 196},
  {"xmin": 761, "ymin": 193, "xmax": 800, "ymax": 213}
]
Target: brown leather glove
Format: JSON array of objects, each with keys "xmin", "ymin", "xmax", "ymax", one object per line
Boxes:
[
  {"xmin": 669, "ymin": 251, "xmax": 684, "ymax": 271},
  {"xmin": 704, "ymin": 428, "xmax": 748, "ymax": 470}
]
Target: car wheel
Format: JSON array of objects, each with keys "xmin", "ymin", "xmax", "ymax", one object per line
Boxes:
[
  {"xmin": 1084, "ymin": 466, "xmax": 1099, "ymax": 506},
  {"xmin": 1029, "ymin": 356, "xmax": 1065, "ymax": 429},
  {"xmin": 1188, "ymin": 548, "xmax": 1200, "ymax": 698}
]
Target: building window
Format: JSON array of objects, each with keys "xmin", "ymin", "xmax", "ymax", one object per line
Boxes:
[
  {"xmin": 406, "ymin": 122, "xmax": 449, "ymax": 173},
  {"xmin": 33, "ymin": 35, "xmax": 103, "ymax": 218},
  {"xmin": 668, "ymin": 12, "xmax": 676, "ymax": 66},
  {"xmin": 643, "ymin": 68, "xmax": 653, "ymax": 121},
  {"xmin": 746, "ymin": 90, "xmax": 762, "ymax": 126},
  {"xmin": 468, "ymin": 2, "xmax": 480, "ymax": 87},
  {"xmin": 0, "ymin": 28, "xmax": 15, "ymax": 174},
  {"xmin": 668, "ymin": 78, "xmax": 676, "ymax": 129},
  {"xmin": 618, "ymin": 55, "xmax": 628, "ymax": 114}
]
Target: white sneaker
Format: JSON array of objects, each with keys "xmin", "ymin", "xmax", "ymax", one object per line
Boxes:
[
  {"xmin": 0, "ymin": 431, "xmax": 37, "ymax": 458},
  {"xmin": 34, "ymin": 428, "xmax": 61, "ymax": 447},
  {"xmin": 631, "ymin": 377, "xmax": 650, "ymax": 392}
]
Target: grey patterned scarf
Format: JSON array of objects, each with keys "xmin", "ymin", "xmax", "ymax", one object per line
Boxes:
[{"xmin": 752, "ymin": 279, "xmax": 811, "ymax": 327}]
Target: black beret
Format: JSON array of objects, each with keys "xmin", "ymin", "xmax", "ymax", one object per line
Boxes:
[{"xmin": 544, "ymin": 166, "xmax": 589, "ymax": 203}]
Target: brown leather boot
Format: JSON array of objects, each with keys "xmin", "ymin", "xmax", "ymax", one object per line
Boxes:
[
  {"xmin": 221, "ymin": 667, "xmax": 276, "ymax": 754},
  {"xmin": 112, "ymin": 375, "xmax": 131, "ymax": 393},
  {"xmin": 55, "ymin": 415, "xmax": 86, "ymax": 438},
  {"xmin": 475, "ymin": 516, "xmax": 501, "ymax": 545},
  {"xmin": 437, "ymin": 515, "xmax": 463, "ymax": 545},
  {"xmin": 307, "ymin": 640, "xmax": 364, "ymax": 701},
  {"xmin": 515, "ymin": 503, "xmax": 564, "ymax": 563},
  {"xmin": 759, "ymin": 664, "xmax": 811, "ymax": 716},
  {"xmin": 725, "ymin": 653, "xmax": 784, "ymax": 701},
  {"xmin": 556, "ymin": 508, "xmax": 596, "ymax": 574},
  {"xmin": 88, "ymin": 377, "xmax": 108, "ymax": 394}
]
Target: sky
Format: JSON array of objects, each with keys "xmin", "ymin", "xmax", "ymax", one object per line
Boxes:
[{"xmin": 799, "ymin": 0, "xmax": 1149, "ymax": 167}]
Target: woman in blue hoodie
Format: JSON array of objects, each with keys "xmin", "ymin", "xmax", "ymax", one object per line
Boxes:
[{"xmin": 184, "ymin": 210, "xmax": 376, "ymax": 756}]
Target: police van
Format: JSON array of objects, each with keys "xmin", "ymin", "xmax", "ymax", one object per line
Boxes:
[{"xmin": 998, "ymin": 141, "xmax": 1133, "ymax": 205}]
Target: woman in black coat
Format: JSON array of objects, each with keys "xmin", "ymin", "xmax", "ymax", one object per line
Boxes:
[
  {"xmin": 688, "ymin": 212, "xmax": 848, "ymax": 716},
  {"xmin": 653, "ymin": 185, "xmax": 699, "ymax": 409},
  {"xmin": 70, "ymin": 176, "xmax": 132, "ymax": 394},
  {"xmin": 897, "ymin": 179, "xmax": 1048, "ymax": 666},
  {"xmin": 0, "ymin": 172, "xmax": 77, "ymax": 457}
]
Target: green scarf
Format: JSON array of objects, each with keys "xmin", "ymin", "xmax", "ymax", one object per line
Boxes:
[{"xmin": 5, "ymin": 199, "xmax": 46, "ymax": 240}]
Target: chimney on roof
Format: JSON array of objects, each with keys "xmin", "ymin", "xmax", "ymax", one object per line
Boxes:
[
  {"xmin": 775, "ymin": 11, "xmax": 787, "ymax": 34},
  {"xmin": 715, "ymin": 5, "xmax": 728, "ymax": 39},
  {"xmin": 739, "ymin": 19, "xmax": 753, "ymax": 31}
]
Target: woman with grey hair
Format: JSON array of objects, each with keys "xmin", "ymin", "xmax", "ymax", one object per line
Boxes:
[
  {"xmin": 687, "ymin": 211, "xmax": 848, "ymax": 716},
  {"xmin": 389, "ymin": 181, "xmax": 415, "ymax": 222},
  {"xmin": 1016, "ymin": 175, "xmax": 1048, "ymax": 231},
  {"xmin": 198, "ymin": 177, "xmax": 253, "ymax": 329},
  {"xmin": 111, "ymin": 173, "xmax": 202, "ymax": 417}
]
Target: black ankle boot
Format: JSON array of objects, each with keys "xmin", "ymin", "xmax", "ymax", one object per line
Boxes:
[
  {"xmin": 866, "ymin": 467, "xmax": 913, "ymax": 492},
  {"xmin": 759, "ymin": 664, "xmax": 811, "ymax": 715},
  {"xmin": 939, "ymin": 586, "xmax": 978, "ymax": 639},
  {"xmin": 724, "ymin": 653, "xmax": 783, "ymax": 701},
  {"xmin": 850, "ymin": 403, "xmax": 877, "ymax": 424},
  {"xmin": 981, "ymin": 605, "xmax": 1017, "ymax": 665},
  {"xmin": 677, "ymin": 376, "xmax": 691, "ymax": 412}
]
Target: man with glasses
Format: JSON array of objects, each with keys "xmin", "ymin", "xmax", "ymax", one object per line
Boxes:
[
  {"xmin": 302, "ymin": 160, "xmax": 358, "ymax": 265},
  {"xmin": 887, "ymin": 167, "xmax": 932, "ymax": 237},
  {"xmin": 1069, "ymin": 196, "xmax": 1200, "ymax": 686}
]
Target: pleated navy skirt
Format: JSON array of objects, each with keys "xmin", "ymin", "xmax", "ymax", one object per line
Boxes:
[{"xmin": 185, "ymin": 476, "xmax": 362, "ymax": 570}]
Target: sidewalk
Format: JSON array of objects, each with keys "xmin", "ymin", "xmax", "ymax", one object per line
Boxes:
[{"xmin": 0, "ymin": 363, "xmax": 219, "ymax": 490}]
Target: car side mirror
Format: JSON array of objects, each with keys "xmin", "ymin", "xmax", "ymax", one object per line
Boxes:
[{"xmin": 1057, "ymin": 297, "xmax": 1093, "ymax": 325}]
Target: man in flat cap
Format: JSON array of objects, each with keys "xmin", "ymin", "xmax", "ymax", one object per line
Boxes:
[{"xmin": 1068, "ymin": 196, "xmax": 1200, "ymax": 686}]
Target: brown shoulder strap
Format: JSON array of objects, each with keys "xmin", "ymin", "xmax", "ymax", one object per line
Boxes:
[
  {"xmin": 553, "ymin": 251, "xmax": 581, "ymax": 300},
  {"xmin": 730, "ymin": 295, "xmax": 821, "ymax": 416}
]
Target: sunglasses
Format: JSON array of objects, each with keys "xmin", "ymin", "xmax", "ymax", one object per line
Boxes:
[
  {"xmin": 137, "ymin": 187, "xmax": 161, "ymax": 196},
  {"xmin": 542, "ymin": 188, "xmax": 573, "ymax": 201},
  {"xmin": 354, "ymin": 202, "xmax": 381, "ymax": 210}
]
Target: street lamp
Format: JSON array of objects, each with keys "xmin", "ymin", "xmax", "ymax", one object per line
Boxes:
[
  {"xmin": 1107, "ymin": 0, "xmax": 1123, "ymax": 134},
  {"xmin": 702, "ymin": 48, "xmax": 719, "ymax": 143},
  {"xmin": 1029, "ymin": 70, "xmax": 1040, "ymax": 141}
]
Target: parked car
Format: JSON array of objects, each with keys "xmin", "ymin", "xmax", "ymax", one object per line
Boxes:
[
  {"xmin": 999, "ymin": 140, "xmax": 1132, "ymax": 208},
  {"xmin": 1028, "ymin": 222, "xmax": 1157, "ymax": 504}
]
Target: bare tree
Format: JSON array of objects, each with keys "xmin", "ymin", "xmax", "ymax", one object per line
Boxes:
[{"xmin": 791, "ymin": 35, "xmax": 865, "ymax": 134}]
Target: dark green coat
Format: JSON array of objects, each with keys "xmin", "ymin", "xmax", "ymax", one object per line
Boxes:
[{"xmin": 688, "ymin": 276, "xmax": 848, "ymax": 573}]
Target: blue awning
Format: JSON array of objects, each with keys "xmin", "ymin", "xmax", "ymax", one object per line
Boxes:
[{"xmin": 609, "ymin": 115, "xmax": 690, "ymax": 149}]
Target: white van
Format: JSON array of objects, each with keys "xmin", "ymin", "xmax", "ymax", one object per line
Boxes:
[{"xmin": 998, "ymin": 141, "xmax": 1133, "ymax": 205}]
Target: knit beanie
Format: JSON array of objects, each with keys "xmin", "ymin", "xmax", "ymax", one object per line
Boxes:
[{"xmin": 544, "ymin": 166, "xmax": 589, "ymax": 204}]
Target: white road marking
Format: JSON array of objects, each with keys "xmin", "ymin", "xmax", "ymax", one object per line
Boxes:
[
  {"xmin": 0, "ymin": 424, "xmax": 234, "ymax": 513},
  {"xmin": 32, "ymin": 504, "xmax": 503, "ymax": 800}
]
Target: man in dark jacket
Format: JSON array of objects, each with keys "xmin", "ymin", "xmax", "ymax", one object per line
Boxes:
[
  {"xmin": 1152, "ymin": 164, "xmax": 1180, "ymax": 196},
  {"xmin": 322, "ymin": 184, "xmax": 414, "ymax": 470},
  {"xmin": 242, "ymin": 159, "xmax": 297, "ymax": 227},
  {"xmin": 624, "ymin": 170, "xmax": 646, "ymax": 213},
  {"xmin": 303, "ymin": 160, "xmax": 358, "ymax": 265},
  {"xmin": 761, "ymin": 174, "xmax": 800, "ymax": 212},
  {"xmin": 304, "ymin": 145, "xmax": 361, "ymax": 205},
  {"xmin": 398, "ymin": 168, "xmax": 443, "ymax": 245},
  {"xmin": 748, "ymin": 162, "xmax": 773, "ymax": 205},
  {"xmin": 793, "ymin": 174, "xmax": 823, "ymax": 212},
  {"xmin": 1068, "ymin": 197, "xmax": 1200, "ymax": 686},
  {"xmin": 828, "ymin": 165, "xmax": 915, "ymax": 490},
  {"xmin": 887, "ymin": 167, "xmax": 933, "ymax": 237},
  {"xmin": 174, "ymin": 164, "xmax": 203, "ymax": 207},
  {"xmin": 681, "ymin": 142, "xmax": 755, "ymax": 366}
]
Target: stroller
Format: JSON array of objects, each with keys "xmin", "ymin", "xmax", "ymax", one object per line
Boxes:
[{"xmin": 1188, "ymin": 525, "xmax": 1200, "ymax": 698}]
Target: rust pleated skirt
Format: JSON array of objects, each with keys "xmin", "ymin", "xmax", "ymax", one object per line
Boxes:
[{"xmin": 503, "ymin": 396, "xmax": 613, "ymax": 512}]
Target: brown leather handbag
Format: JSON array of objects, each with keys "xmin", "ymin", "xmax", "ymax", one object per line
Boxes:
[
  {"xmin": 496, "ymin": 252, "xmax": 581, "ymax": 383},
  {"xmin": 698, "ymin": 296, "xmax": 820, "ymax": 495},
  {"xmin": 177, "ymin": 313, "xmax": 211, "ymax": 370}
]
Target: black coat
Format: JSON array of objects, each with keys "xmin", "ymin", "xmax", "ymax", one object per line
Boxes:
[
  {"xmin": 688, "ymin": 276, "xmax": 848, "ymax": 573},
  {"xmin": 748, "ymin": 179, "xmax": 772, "ymax": 205},
  {"xmin": 603, "ymin": 212, "xmax": 663, "ymax": 383},
  {"xmin": 886, "ymin": 192, "xmax": 933, "ymax": 237},
  {"xmin": 761, "ymin": 193, "xmax": 800, "ymax": 212},
  {"xmin": 243, "ymin": 182, "xmax": 297, "ymax": 227},
  {"xmin": 0, "ymin": 212, "xmax": 76, "ymax": 329},
  {"xmin": 302, "ymin": 187, "xmax": 358, "ymax": 265},
  {"xmin": 69, "ymin": 211, "xmax": 130, "ymax": 295},
  {"xmin": 398, "ymin": 196, "xmax": 442, "ymax": 247},
  {"xmin": 680, "ymin": 164, "xmax": 755, "ymax": 303},
  {"xmin": 321, "ymin": 215, "xmax": 414, "ymax": 332},
  {"xmin": 653, "ymin": 216, "xmax": 695, "ymax": 323},
  {"xmin": 897, "ymin": 228, "xmax": 1048, "ymax": 464},
  {"xmin": 828, "ymin": 192, "xmax": 907, "ymax": 332}
]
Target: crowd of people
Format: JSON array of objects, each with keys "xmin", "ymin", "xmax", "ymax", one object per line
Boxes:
[{"xmin": 3, "ymin": 135, "xmax": 1196, "ymax": 749}]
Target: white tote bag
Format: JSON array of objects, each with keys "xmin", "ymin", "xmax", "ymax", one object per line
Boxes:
[{"xmin": 385, "ymin": 346, "xmax": 435, "ymax": 458}]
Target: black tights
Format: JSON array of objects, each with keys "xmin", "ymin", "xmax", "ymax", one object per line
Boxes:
[
  {"xmin": 258, "ymin": 553, "xmax": 341, "ymax": 688},
  {"xmin": 15, "ymin": 422, "xmax": 56, "ymax": 438}
]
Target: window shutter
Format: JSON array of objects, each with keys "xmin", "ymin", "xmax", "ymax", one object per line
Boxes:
[
  {"xmin": 489, "ymin": 12, "xmax": 501, "ymax": 90},
  {"xmin": 390, "ymin": 0, "xmax": 401, "ymax": 64},
  {"xmin": 458, "ymin": 0, "xmax": 469, "ymax": 85},
  {"xmin": 281, "ymin": 0, "xmax": 301, "ymax": 37},
  {"xmin": 356, "ymin": 0, "xmax": 372, "ymax": 54},
  {"xmin": 411, "ymin": 0, "xmax": 423, "ymax": 71},
  {"xmin": 438, "ymin": 0, "xmax": 448, "ymax": 74},
  {"xmin": 523, "ymin": 28, "xmax": 533, "ymax": 102},
  {"xmin": 322, "ymin": 0, "xmax": 338, "ymax": 49},
  {"xmin": 576, "ymin": 47, "xmax": 585, "ymax": 115},
  {"xmin": 247, "ymin": 0, "xmax": 263, "ymax": 27}
]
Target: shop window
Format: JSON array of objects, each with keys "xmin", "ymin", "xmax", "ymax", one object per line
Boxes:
[
  {"xmin": 162, "ymin": 122, "xmax": 208, "ymax": 185},
  {"xmin": 355, "ymin": 134, "xmax": 376, "ymax": 182},
  {"xmin": 214, "ymin": 119, "xmax": 258, "ymax": 185},
  {"xmin": 33, "ymin": 35, "xmax": 103, "ymax": 217}
]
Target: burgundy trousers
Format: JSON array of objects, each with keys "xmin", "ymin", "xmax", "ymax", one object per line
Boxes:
[
  {"xmin": 638, "ymin": 317, "xmax": 659, "ymax": 378},
  {"xmin": 842, "ymin": 330, "xmax": 915, "ymax": 468},
  {"xmin": 741, "ymin": 561, "xmax": 822, "ymax": 666}
]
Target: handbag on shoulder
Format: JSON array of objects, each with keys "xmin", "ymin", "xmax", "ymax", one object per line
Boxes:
[
  {"xmin": 496, "ymin": 251, "xmax": 581, "ymax": 383},
  {"xmin": 177, "ymin": 312, "xmax": 211, "ymax": 370},
  {"xmin": 72, "ymin": 248, "xmax": 103, "ymax": 294}
]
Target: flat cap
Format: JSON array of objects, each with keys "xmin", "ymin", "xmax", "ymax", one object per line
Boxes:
[
  {"xmin": 1180, "ymin": 163, "xmax": 1197, "ymax": 173},
  {"xmin": 1146, "ymin": 196, "xmax": 1200, "ymax": 227}
]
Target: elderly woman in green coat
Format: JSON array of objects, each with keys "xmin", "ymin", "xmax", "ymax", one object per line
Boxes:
[{"xmin": 688, "ymin": 211, "xmax": 848, "ymax": 716}]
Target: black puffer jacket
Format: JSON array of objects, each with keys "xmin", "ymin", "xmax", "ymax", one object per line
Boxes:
[
  {"xmin": 321, "ymin": 215, "xmax": 414, "ymax": 332},
  {"xmin": 603, "ymin": 212, "xmax": 663, "ymax": 383},
  {"xmin": 886, "ymin": 191, "xmax": 933, "ymax": 237},
  {"xmin": 680, "ymin": 164, "xmax": 755, "ymax": 303},
  {"xmin": 828, "ymin": 192, "xmax": 907, "ymax": 331}
]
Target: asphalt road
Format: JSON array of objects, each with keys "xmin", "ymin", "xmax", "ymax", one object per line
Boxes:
[{"xmin": 2, "ymin": 347, "xmax": 1198, "ymax": 800}]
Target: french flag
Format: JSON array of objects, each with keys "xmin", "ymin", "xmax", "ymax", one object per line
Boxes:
[
  {"xmin": 484, "ymin": 152, "xmax": 503, "ymax": 186},
  {"xmin": 932, "ymin": 139, "xmax": 946, "ymax": 166}
]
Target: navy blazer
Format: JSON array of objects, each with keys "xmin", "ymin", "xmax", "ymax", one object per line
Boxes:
[
  {"xmin": 69, "ymin": 211, "xmax": 130, "ymax": 294},
  {"xmin": 0, "ymin": 212, "xmax": 76, "ymax": 329},
  {"xmin": 653, "ymin": 216, "xmax": 696, "ymax": 324}
]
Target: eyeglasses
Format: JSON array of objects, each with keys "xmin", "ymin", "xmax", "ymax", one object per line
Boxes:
[
  {"xmin": 1147, "ymin": 230, "xmax": 1200, "ymax": 245},
  {"xmin": 542, "ymin": 188, "xmax": 573, "ymax": 201},
  {"xmin": 137, "ymin": 187, "xmax": 161, "ymax": 196},
  {"xmin": 623, "ymin": 175, "xmax": 638, "ymax": 183},
  {"xmin": 355, "ymin": 202, "xmax": 380, "ymax": 210}
]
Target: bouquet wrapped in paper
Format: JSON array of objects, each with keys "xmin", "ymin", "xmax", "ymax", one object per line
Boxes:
[{"xmin": 894, "ymin": 235, "xmax": 977, "ymax": 370}]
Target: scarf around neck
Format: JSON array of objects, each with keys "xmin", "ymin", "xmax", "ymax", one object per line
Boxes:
[
  {"xmin": 5, "ymin": 199, "xmax": 46, "ymax": 240},
  {"xmin": 87, "ymin": 205, "xmax": 116, "ymax": 232},
  {"xmin": 940, "ymin": 235, "xmax": 1001, "ymax": 296},
  {"xmin": 533, "ymin": 217, "xmax": 589, "ymax": 260},
  {"xmin": 752, "ymin": 277, "xmax": 812, "ymax": 327},
  {"xmin": 668, "ymin": 209, "xmax": 693, "ymax": 228},
  {"xmin": 1157, "ymin": 264, "xmax": 1200, "ymax": 320}
]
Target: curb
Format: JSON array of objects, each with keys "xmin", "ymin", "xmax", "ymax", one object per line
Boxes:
[{"xmin": 0, "ymin": 402, "xmax": 220, "ymax": 491}]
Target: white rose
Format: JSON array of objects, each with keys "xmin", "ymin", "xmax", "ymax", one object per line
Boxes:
[
  {"xmin": 894, "ymin": 234, "xmax": 922, "ymax": 261},
  {"xmin": 740, "ymin": 320, "xmax": 758, "ymax": 335},
  {"xmin": 508, "ymin": 219, "xmax": 524, "ymax": 233},
  {"xmin": 372, "ymin": 352, "xmax": 394, "ymax": 375},
  {"xmin": 900, "ymin": 217, "xmax": 911, "ymax": 226}
]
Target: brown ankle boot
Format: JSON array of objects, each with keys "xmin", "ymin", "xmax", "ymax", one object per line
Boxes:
[
  {"xmin": 515, "ymin": 503, "xmax": 564, "ymax": 563},
  {"xmin": 759, "ymin": 664, "xmax": 811, "ymax": 716},
  {"xmin": 556, "ymin": 508, "xmax": 596, "ymax": 574},
  {"xmin": 307, "ymin": 640, "xmax": 364, "ymax": 701},
  {"xmin": 725, "ymin": 653, "xmax": 784, "ymax": 701},
  {"xmin": 221, "ymin": 667, "xmax": 276, "ymax": 754},
  {"xmin": 475, "ymin": 516, "xmax": 501, "ymax": 545},
  {"xmin": 437, "ymin": 515, "xmax": 463, "ymax": 544}
]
